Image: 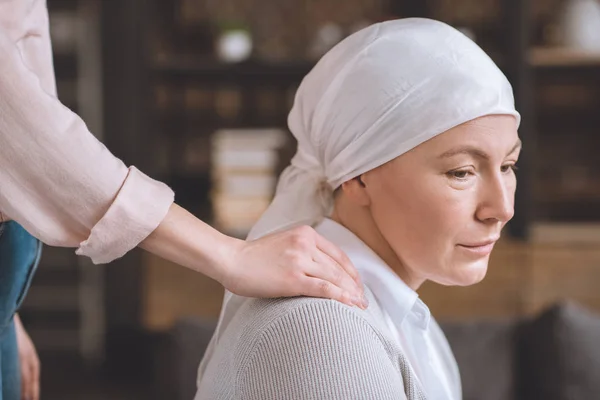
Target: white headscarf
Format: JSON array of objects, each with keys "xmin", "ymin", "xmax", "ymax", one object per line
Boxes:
[{"xmin": 247, "ymin": 18, "xmax": 520, "ymax": 241}]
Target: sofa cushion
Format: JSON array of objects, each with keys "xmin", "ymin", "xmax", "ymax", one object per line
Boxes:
[
  {"xmin": 155, "ymin": 318, "xmax": 218, "ymax": 400},
  {"xmin": 441, "ymin": 319, "xmax": 519, "ymax": 400},
  {"xmin": 518, "ymin": 301, "xmax": 600, "ymax": 400}
]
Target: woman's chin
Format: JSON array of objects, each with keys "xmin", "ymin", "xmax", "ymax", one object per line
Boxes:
[
  {"xmin": 434, "ymin": 259, "xmax": 489, "ymax": 287},
  {"xmin": 455, "ymin": 259, "xmax": 489, "ymax": 286}
]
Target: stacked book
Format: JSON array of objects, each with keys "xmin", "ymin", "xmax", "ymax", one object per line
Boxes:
[{"xmin": 211, "ymin": 128, "xmax": 287, "ymax": 238}]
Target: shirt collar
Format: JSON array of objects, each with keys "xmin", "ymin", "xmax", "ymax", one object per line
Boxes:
[{"xmin": 315, "ymin": 218, "xmax": 430, "ymax": 329}]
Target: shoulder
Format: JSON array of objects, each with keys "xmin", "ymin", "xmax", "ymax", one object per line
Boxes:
[
  {"xmin": 236, "ymin": 295, "xmax": 380, "ymax": 345},
  {"xmin": 219, "ymin": 291, "xmax": 402, "ymax": 372},
  {"xmin": 232, "ymin": 291, "xmax": 393, "ymax": 357},
  {"xmin": 231, "ymin": 296, "xmax": 408, "ymax": 399}
]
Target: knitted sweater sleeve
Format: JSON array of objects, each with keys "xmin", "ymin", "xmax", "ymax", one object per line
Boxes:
[{"xmin": 237, "ymin": 300, "xmax": 408, "ymax": 400}]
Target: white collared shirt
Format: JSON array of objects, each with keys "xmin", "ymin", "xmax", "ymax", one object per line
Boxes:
[{"xmin": 315, "ymin": 218, "xmax": 462, "ymax": 400}]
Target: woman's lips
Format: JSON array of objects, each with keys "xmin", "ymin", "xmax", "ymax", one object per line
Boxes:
[{"xmin": 457, "ymin": 240, "xmax": 498, "ymax": 256}]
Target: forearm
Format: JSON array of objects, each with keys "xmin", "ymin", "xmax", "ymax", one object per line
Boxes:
[{"xmin": 139, "ymin": 203, "xmax": 241, "ymax": 284}]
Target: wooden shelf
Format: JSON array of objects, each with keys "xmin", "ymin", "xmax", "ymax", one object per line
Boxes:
[
  {"xmin": 155, "ymin": 110, "xmax": 286, "ymax": 127},
  {"xmin": 153, "ymin": 57, "xmax": 314, "ymax": 81},
  {"xmin": 530, "ymin": 47, "xmax": 600, "ymax": 68},
  {"xmin": 536, "ymin": 186, "xmax": 600, "ymax": 203},
  {"xmin": 530, "ymin": 222, "xmax": 600, "ymax": 244}
]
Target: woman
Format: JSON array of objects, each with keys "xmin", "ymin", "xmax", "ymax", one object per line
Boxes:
[
  {"xmin": 196, "ymin": 18, "xmax": 521, "ymax": 399},
  {"xmin": 0, "ymin": 1, "xmax": 365, "ymax": 400}
]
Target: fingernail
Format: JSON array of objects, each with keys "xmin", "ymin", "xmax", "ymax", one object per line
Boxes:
[
  {"xmin": 351, "ymin": 296, "xmax": 364, "ymax": 308},
  {"xmin": 362, "ymin": 295, "xmax": 369, "ymax": 309}
]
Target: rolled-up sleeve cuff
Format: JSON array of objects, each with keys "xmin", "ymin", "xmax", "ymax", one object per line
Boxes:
[{"xmin": 76, "ymin": 166, "xmax": 174, "ymax": 264}]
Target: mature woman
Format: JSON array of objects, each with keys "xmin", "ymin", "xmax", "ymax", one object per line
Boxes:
[{"xmin": 196, "ymin": 18, "xmax": 521, "ymax": 400}]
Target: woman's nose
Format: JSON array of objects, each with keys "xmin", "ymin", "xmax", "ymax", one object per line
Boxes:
[{"xmin": 476, "ymin": 174, "xmax": 515, "ymax": 223}]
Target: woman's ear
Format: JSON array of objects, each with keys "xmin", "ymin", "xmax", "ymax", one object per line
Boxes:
[{"xmin": 340, "ymin": 175, "xmax": 371, "ymax": 207}]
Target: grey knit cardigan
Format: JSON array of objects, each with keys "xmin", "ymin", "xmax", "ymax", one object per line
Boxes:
[{"xmin": 195, "ymin": 287, "xmax": 430, "ymax": 400}]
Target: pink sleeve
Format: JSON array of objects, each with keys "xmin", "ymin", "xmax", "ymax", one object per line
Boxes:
[{"xmin": 0, "ymin": 1, "xmax": 174, "ymax": 264}]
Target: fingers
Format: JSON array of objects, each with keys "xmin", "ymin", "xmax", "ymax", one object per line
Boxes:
[
  {"xmin": 20, "ymin": 354, "xmax": 40, "ymax": 400},
  {"xmin": 21, "ymin": 364, "xmax": 29, "ymax": 400},
  {"xmin": 32, "ymin": 356, "xmax": 40, "ymax": 400},
  {"xmin": 288, "ymin": 226, "xmax": 367, "ymax": 308},
  {"xmin": 314, "ymin": 232, "xmax": 363, "ymax": 289},
  {"xmin": 308, "ymin": 252, "xmax": 366, "ymax": 308},
  {"xmin": 223, "ymin": 224, "xmax": 368, "ymax": 305},
  {"xmin": 300, "ymin": 277, "xmax": 365, "ymax": 309},
  {"xmin": 21, "ymin": 360, "xmax": 32, "ymax": 400}
]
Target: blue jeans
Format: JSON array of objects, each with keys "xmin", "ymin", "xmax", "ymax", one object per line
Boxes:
[{"xmin": 0, "ymin": 222, "xmax": 42, "ymax": 400}]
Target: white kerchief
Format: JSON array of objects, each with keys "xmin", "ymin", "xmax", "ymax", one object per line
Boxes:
[{"xmin": 248, "ymin": 18, "xmax": 520, "ymax": 241}]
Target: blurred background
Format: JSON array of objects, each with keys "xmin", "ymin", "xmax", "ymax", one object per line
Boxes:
[{"xmin": 17, "ymin": 0, "xmax": 599, "ymax": 398}]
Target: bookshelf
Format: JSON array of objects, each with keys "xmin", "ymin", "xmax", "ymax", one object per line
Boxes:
[{"xmin": 151, "ymin": 57, "xmax": 309, "ymax": 220}]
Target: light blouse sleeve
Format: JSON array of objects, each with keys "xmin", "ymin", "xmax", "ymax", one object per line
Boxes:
[{"xmin": 0, "ymin": 0, "xmax": 174, "ymax": 264}]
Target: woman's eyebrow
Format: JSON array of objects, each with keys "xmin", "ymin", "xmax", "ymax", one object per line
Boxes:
[
  {"xmin": 438, "ymin": 139, "xmax": 523, "ymax": 160},
  {"xmin": 438, "ymin": 146, "xmax": 490, "ymax": 160},
  {"xmin": 510, "ymin": 139, "xmax": 523, "ymax": 154}
]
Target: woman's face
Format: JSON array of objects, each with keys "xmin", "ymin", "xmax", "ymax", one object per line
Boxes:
[{"xmin": 343, "ymin": 115, "xmax": 521, "ymax": 289}]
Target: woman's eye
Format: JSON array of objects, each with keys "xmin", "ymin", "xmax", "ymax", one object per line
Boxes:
[
  {"xmin": 447, "ymin": 169, "xmax": 472, "ymax": 180},
  {"xmin": 501, "ymin": 164, "xmax": 518, "ymax": 173}
]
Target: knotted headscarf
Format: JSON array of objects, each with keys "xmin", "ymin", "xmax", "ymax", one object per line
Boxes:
[{"xmin": 247, "ymin": 18, "xmax": 520, "ymax": 241}]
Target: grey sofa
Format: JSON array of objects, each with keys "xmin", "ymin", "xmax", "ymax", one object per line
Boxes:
[{"xmin": 155, "ymin": 301, "xmax": 600, "ymax": 400}]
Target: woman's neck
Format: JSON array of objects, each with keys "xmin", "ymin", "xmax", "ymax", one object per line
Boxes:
[{"xmin": 329, "ymin": 201, "xmax": 425, "ymax": 291}]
